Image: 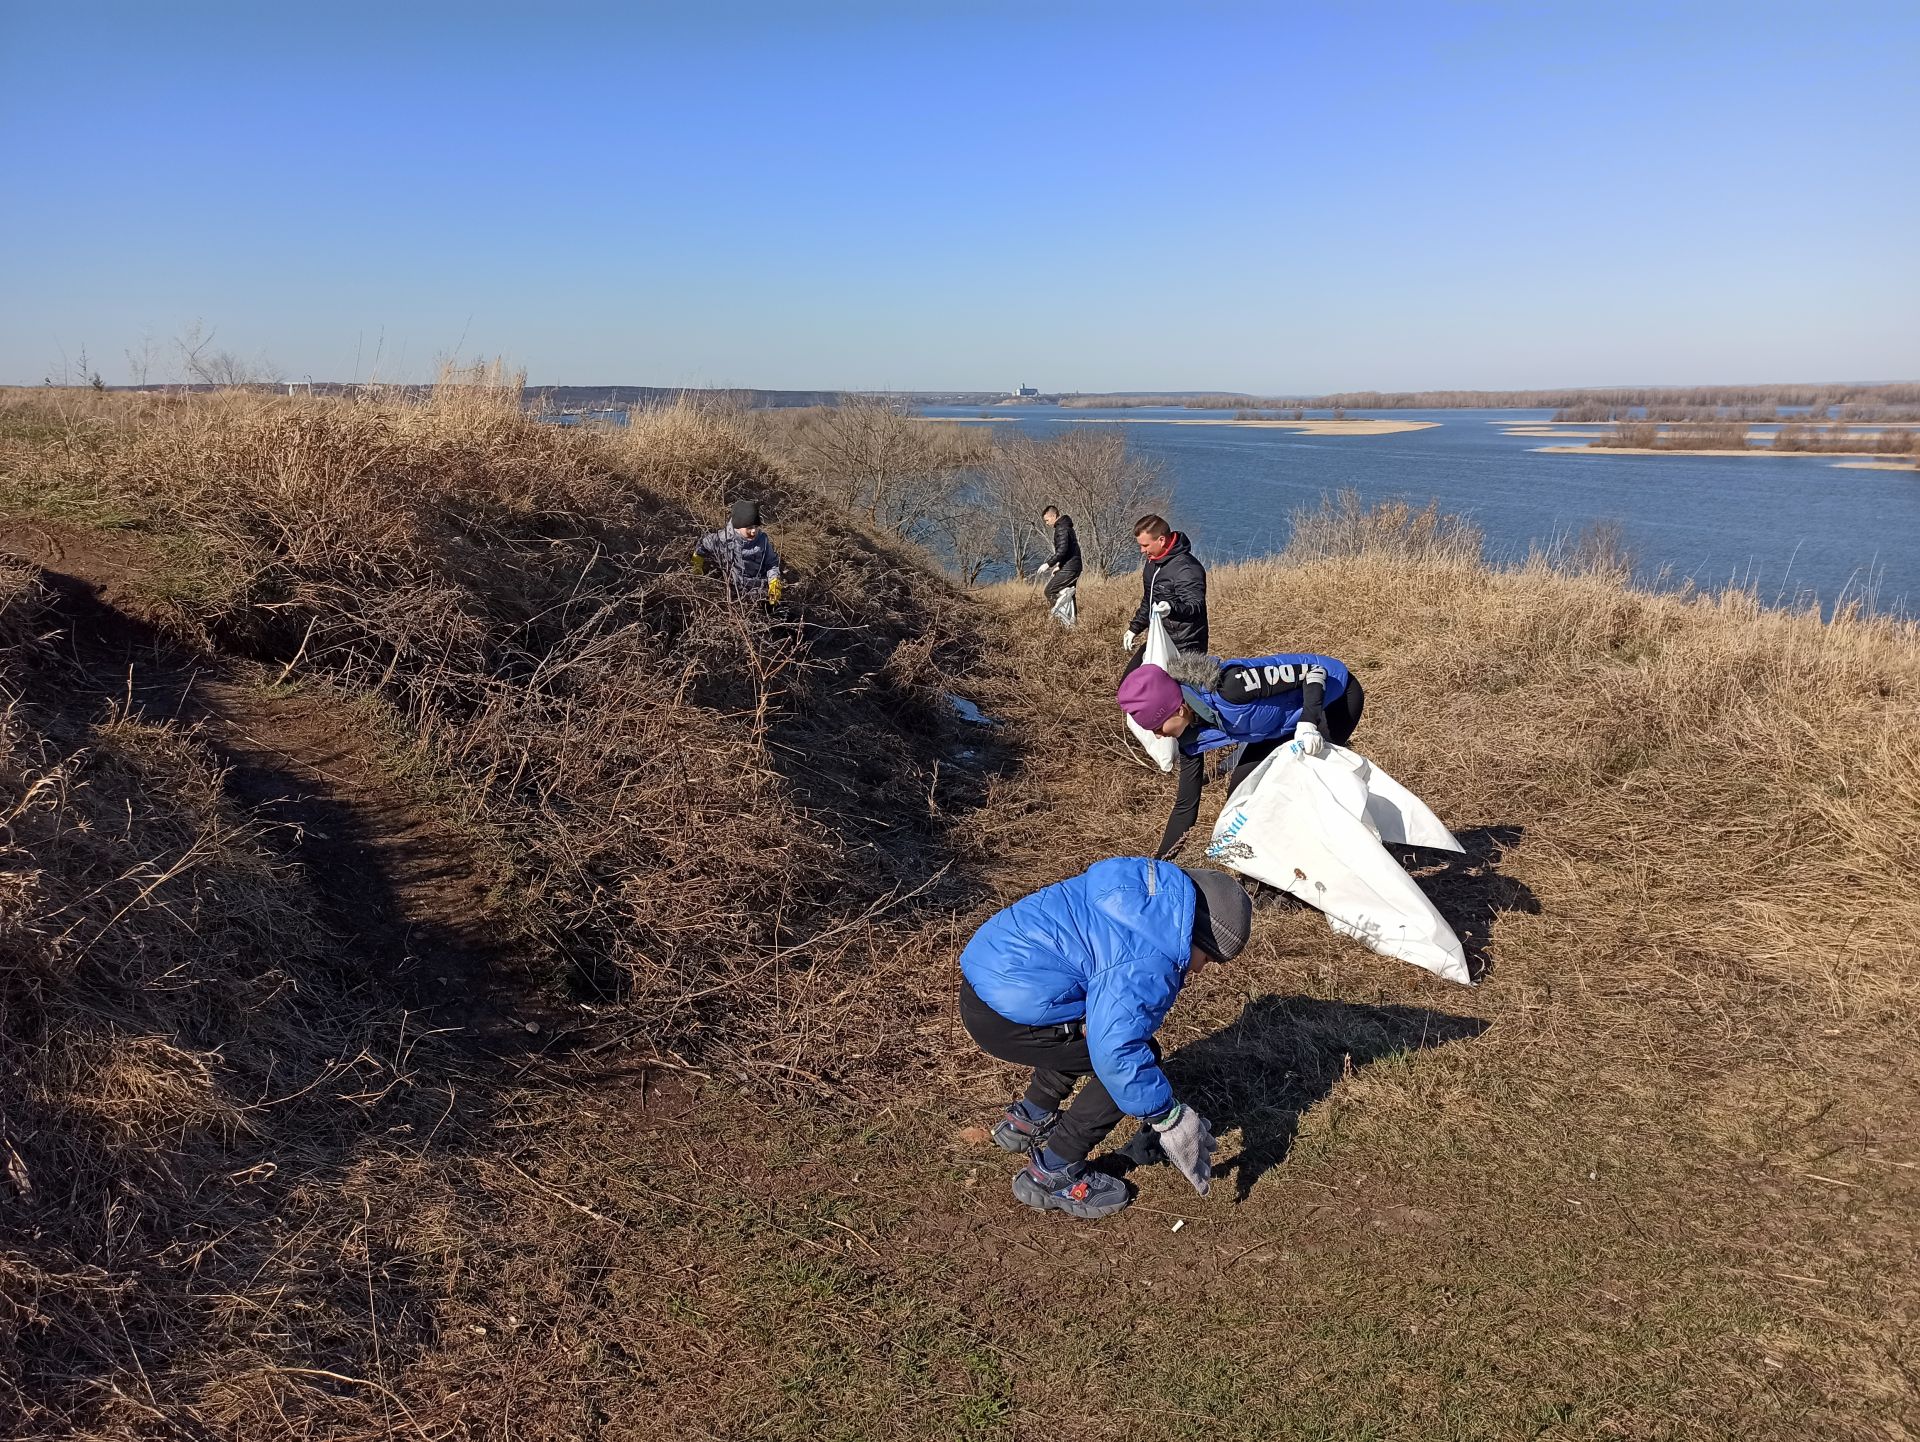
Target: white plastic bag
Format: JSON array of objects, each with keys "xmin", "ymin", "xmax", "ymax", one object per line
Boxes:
[
  {"xmin": 1355, "ymin": 757, "xmax": 1464, "ymax": 853},
  {"xmin": 1123, "ymin": 610, "xmax": 1178, "ymax": 772},
  {"xmin": 1049, "ymin": 583, "xmax": 1077, "ymax": 629},
  {"xmin": 1207, "ymin": 743, "xmax": 1471, "ymax": 983}
]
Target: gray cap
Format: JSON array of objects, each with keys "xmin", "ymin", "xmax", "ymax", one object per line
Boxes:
[{"xmin": 1181, "ymin": 867, "xmax": 1253, "ymax": 961}]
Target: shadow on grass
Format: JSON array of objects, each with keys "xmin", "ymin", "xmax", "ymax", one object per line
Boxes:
[
  {"xmin": 1404, "ymin": 824, "xmax": 1539, "ymax": 981},
  {"xmin": 1105, "ymin": 995, "xmax": 1489, "ymax": 1203}
]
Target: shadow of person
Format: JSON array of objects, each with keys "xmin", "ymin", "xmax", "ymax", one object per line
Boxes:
[
  {"xmin": 1397, "ymin": 824, "xmax": 1539, "ymax": 981},
  {"xmin": 1110, "ymin": 995, "xmax": 1489, "ymax": 1202}
]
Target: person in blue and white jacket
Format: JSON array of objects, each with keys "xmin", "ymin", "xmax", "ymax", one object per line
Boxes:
[
  {"xmin": 693, "ymin": 499, "xmax": 783, "ymax": 602},
  {"xmin": 958, "ymin": 857, "xmax": 1252, "ymax": 1219},
  {"xmin": 1116, "ymin": 651, "xmax": 1366, "ymax": 859}
]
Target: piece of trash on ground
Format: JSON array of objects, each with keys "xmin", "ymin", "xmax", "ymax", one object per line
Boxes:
[{"xmin": 945, "ymin": 694, "xmax": 1003, "ymax": 727}]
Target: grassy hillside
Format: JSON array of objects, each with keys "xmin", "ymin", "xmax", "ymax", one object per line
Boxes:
[{"xmin": 2, "ymin": 388, "xmax": 1917, "ymax": 1439}]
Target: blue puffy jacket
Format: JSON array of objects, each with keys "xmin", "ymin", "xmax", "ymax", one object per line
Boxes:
[
  {"xmin": 1180, "ymin": 652, "xmax": 1350, "ymax": 756},
  {"xmin": 959, "ymin": 857, "xmax": 1194, "ymax": 1117}
]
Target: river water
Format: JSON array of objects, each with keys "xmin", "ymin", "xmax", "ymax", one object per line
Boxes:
[{"xmin": 917, "ymin": 405, "xmax": 1920, "ymax": 616}]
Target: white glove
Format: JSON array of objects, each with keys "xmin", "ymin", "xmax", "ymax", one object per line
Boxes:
[
  {"xmin": 1292, "ymin": 721, "xmax": 1326, "ymax": 758},
  {"xmin": 1152, "ymin": 601, "xmax": 1172, "ymax": 617},
  {"xmin": 1152, "ymin": 1103, "xmax": 1216, "ymax": 1197},
  {"xmin": 1034, "ymin": 563, "xmax": 1052, "ymax": 578},
  {"xmin": 1122, "ymin": 629, "xmax": 1137, "ymax": 652}
]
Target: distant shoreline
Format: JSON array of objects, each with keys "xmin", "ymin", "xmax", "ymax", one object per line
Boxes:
[
  {"xmin": 918, "ymin": 415, "xmax": 1437, "ymax": 436},
  {"xmin": 1535, "ymin": 444, "xmax": 1899, "ymax": 461},
  {"xmin": 1500, "ymin": 426, "xmax": 1612, "ymax": 438},
  {"xmin": 1055, "ymin": 417, "xmax": 1438, "ymax": 436}
]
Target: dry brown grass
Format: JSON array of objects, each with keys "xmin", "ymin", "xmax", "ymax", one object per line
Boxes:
[
  {"xmin": 978, "ymin": 528, "xmax": 1920, "ymax": 1035},
  {"xmin": 1, "ymin": 384, "xmax": 1002, "ymax": 1434},
  {"xmin": 925, "ymin": 517, "xmax": 1920, "ymax": 1435},
  {"xmin": 5, "ymin": 391, "xmax": 1918, "ymax": 1438},
  {"xmin": 0, "ymin": 562, "xmax": 444, "ymax": 1436},
  {"xmin": 3, "ymin": 382, "xmax": 985, "ymax": 1042}
]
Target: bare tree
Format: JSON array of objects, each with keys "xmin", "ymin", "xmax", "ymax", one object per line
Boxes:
[
  {"xmin": 175, "ymin": 320, "xmax": 283, "ymax": 388},
  {"xmin": 1006, "ymin": 430, "xmax": 1166, "ymax": 575},
  {"xmin": 754, "ymin": 396, "xmax": 987, "ymax": 545},
  {"xmin": 975, "ymin": 435, "xmax": 1053, "ymax": 578},
  {"xmin": 124, "ymin": 334, "xmax": 163, "ymax": 387},
  {"xmin": 41, "ymin": 344, "xmax": 103, "ymax": 389},
  {"xmin": 936, "ymin": 499, "xmax": 1004, "ymax": 585}
]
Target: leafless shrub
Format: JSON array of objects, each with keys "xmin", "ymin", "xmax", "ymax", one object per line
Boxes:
[
  {"xmin": 174, "ymin": 320, "xmax": 283, "ymax": 388},
  {"xmin": 1772, "ymin": 422, "xmax": 1918, "ymax": 455},
  {"xmin": 981, "ymin": 430, "xmax": 1167, "ymax": 576},
  {"xmin": 745, "ymin": 395, "xmax": 989, "ymax": 543}
]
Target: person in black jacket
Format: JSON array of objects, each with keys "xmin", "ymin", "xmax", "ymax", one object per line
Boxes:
[
  {"xmin": 1123, "ymin": 514, "xmax": 1208, "ymax": 663},
  {"xmin": 1032, "ymin": 505, "xmax": 1082, "ymax": 624}
]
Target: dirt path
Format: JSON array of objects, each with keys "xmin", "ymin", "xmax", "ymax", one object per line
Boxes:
[{"xmin": 5, "ymin": 521, "xmax": 551, "ymax": 1049}]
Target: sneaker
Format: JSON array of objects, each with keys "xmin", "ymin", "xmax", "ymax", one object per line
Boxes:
[
  {"xmin": 1011, "ymin": 1158, "xmax": 1132, "ymax": 1219},
  {"xmin": 1112, "ymin": 1124, "xmax": 1165, "ymax": 1170},
  {"xmin": 990, "ymin": 1100, "xmax": 1058, "ymax": 1155}
]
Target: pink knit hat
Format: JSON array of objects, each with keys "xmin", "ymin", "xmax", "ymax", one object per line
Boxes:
[{"xmin": 1116, "ymin": 664, "xmax": 1184, "ymax": 731}]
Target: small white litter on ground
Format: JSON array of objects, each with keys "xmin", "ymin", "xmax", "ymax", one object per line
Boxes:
[{"xmin": 945, "ymin": 694, "xmax": 1003, "ymax": 727}]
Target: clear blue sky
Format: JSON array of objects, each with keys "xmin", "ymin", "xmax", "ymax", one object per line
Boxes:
[{"xmin": 3, "ymin": 0, "xmax": 1915, "ymax": 391}]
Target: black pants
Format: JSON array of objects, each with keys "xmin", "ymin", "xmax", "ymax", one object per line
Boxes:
[
  {"xmin": 1156, "ymin": 674, "xmax": 1367, "ymax": 857},
  {"xmin": 1223, "ymin": 673, "xmax": 1366, "ymax": 795},
  {"xmin": 1043, "ymin": 564, "xmax": 1080, "ymax": 602},
  {"xmin": 959, "ymin": 978, "xmax": 1157, "ymax": 1164}
]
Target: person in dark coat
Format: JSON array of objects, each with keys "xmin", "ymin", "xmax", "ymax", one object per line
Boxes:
[
  {"xmin": 960, "ymin": 857, "xmax": 1252, "ymax": 1219},
  {"xmin": 1033, "ymin": 505, "xmax": 1082, "ymax": 598},
  {"xmin": 1116, "ymin": 651, "xmax": 1366, "ymax": 859},
  {"xmin": 1123, "ymin": 514, "xmax": 1207, "ymax": 662},
  {"xmin": 1032, "ymin": 505, "xmax": 1082, "ymax": 628},
  {"xmin": 693, "ymin": 499, "xmax": 783, "ymax": 602}
]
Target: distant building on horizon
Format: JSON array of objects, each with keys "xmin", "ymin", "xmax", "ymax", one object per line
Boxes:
[{"xmin": 1010, "ymin": 383, "xmax": 1039, "ymax": 398}]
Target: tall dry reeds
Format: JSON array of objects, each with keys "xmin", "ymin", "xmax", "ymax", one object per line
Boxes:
[{"xmin": 1282, "ymin": 490, "xmax": 1483, "ymax": 565}]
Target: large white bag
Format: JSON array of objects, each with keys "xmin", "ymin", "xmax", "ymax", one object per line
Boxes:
[
  {"xmin": 1207, "ymin": 743, "xmax": 1472, "ymax": 984},
  {"xmin": 1123, "ymin": 611, "xmax": 1178, "ymax": 772}
]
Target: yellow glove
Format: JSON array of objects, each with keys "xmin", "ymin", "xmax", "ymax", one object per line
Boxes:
[
  {"xmin": 691, "ymin": 550, "xmax": 707, "ymax": 575},
  {"xmin": 767, "ymin": 576, "xmax": 784, "ymax": 605}
]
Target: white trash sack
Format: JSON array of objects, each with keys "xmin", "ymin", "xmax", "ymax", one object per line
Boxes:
[
  {"xmin": 1206, "ymin": 743, "xmax": 1472, "ymax": 984},
  {"xmin": 1123, "ymin": 610, "xmax": 1179, "ymax": 772},
  {"xmin": 1049, "ymin": 583, "xmax": 1077, "ymax": 630}
]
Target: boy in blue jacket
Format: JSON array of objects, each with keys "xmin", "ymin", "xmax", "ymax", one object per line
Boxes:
[
  {"xmin": 1116, "ymin": 652, "xmax": 1366, "ymax": 859},
  {"xmin": 958, "ymin": 858, "xmax": 1253, "ymax": 1219}
]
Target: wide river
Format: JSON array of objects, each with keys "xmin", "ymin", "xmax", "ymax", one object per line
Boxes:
[{"xmin": 918, "ymin": 405, "xmax": 1920, "ymax": 616}]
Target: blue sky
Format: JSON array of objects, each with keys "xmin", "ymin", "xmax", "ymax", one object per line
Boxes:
[{"xmin": 3, "ymin": 0, "xmax": 1915, "ymax": 390}]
